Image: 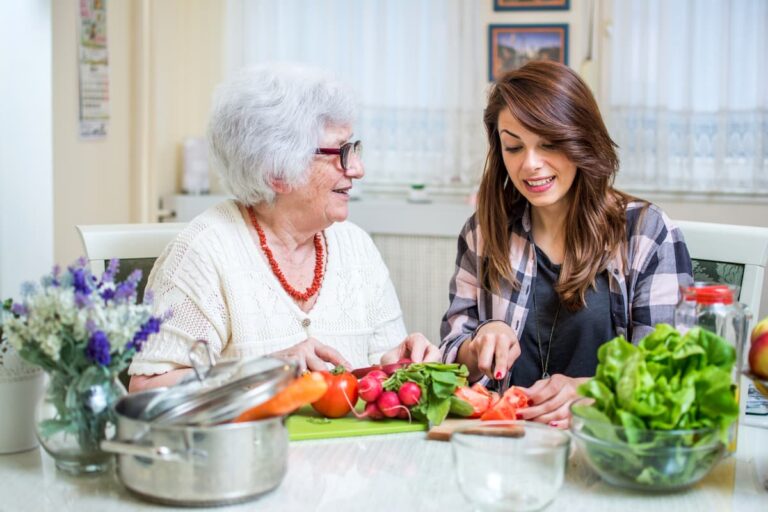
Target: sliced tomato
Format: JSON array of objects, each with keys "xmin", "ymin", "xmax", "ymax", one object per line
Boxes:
[
  {"xmin": 454, "ymin": 386, "xmax": 491, "ymax": 418},
  {"xmin": 470, "ymin": 382, "xmax": 491, "ymax": 397},
  {"xmin": 502, "ymin": 386, "xmax": 532, "ymax": 408},
  {"xmin": 480, "ymin": 395, "xmax": 517, "ymax": 420},
  {"xmin": 480, "ymin": 386, "xmax": 530, "ymax": 421}
]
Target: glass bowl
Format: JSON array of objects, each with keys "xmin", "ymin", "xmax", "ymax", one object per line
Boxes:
[
  {"xmin": 570, "ymin": 401, "xmax": 725, "ymax": 491},
  {"xmin": 451, "ymin": 421, "xmax": 570, "ymax": 512}
]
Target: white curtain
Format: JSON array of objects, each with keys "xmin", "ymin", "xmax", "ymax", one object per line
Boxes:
[
  {"xmin": 608, "ymin": 0, "xmax": 768, "ymax": 193},
  {"xmin": 226, "ymin": 0, "xmax": 487, "ymax": 187}
]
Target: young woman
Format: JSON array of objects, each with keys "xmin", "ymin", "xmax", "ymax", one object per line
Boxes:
[{"xmin": 440, "ymin": 61, "xmax": 693, "ymax": 428}]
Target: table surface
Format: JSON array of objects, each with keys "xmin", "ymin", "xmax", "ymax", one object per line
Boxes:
[{"xmin": 0, "ymin": 423, "xmax": 766, "ymax": 512}]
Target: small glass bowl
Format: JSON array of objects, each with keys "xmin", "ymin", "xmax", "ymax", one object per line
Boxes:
[
  {"xmin": 451, "ymin": 421, "xmax": 570, "ymax": 512},
  {"xmin": 570, "ymin": 400, "xmax": 725, "ymax": 491}
]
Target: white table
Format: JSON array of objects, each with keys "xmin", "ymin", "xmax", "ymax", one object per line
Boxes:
[{"xmin": 0, "ymin": 425, "xmax": 766, "ymax": 512}]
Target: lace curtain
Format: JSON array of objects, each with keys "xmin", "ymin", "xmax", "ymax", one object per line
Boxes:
[
  {"xmin": 608, "ymin": 0, "xmax": 768, "ymax": 194},
  {"xmin": 225, "ymin": 0, "xmax": 486, "ymax": 187}
]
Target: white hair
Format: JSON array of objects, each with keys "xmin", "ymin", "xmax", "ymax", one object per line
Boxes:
[{"xmin": 207, "ymin": 63, "xmax": 357, "ymax": 205}]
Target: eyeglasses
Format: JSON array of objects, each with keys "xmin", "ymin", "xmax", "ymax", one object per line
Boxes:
[{"xmin": 315, "ymin": 140, "xmax": 363, "ymax": 171}]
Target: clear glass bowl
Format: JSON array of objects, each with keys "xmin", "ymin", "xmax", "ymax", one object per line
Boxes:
[
  {"xmin": 451, "ymin": 421, "xmax": 570, "ymax": 512},
  {"xmin": 570, "ymin": 401, "xmax": 725, "ymax": 491}
]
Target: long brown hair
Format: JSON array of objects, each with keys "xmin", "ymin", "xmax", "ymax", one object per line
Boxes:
[{"xmin": 477, "ymin": 60, "xmax": 635, "ymax": 311}]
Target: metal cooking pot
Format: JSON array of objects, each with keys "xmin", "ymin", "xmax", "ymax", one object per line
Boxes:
[
  {"xmin": 103, "ymin": 387, "xmax": 288, "ymax": 507},
  {"xmin": 102, "ymin": 352, "xmax": 297, "ymax": 507}
]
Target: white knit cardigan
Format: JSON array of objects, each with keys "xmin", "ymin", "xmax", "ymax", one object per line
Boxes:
[{"xmin": 128, "ymin": 200, "xmax": 407, "ymax": 375}]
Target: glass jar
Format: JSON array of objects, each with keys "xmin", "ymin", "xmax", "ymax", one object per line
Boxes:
[
  {"xmin": 35, "ymin": 371, "xmax": 125, "ymax": 475},
  {"xmin": 675, "ymin": 282, "xmax": 751, "ymax": 451}
]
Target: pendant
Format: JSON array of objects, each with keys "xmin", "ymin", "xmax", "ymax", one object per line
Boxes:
[{"xmin": 542, "ymin": 371, "xmax": 550, "ymax": 379}]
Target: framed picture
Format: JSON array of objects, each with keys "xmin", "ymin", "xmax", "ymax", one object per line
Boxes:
[
  {"xmin": 494, "ymin": 0, "xmax": 570, "ymax": 11},
  {"xmin": 488, "ymin": 24, "xmax": 569, "ymax": 81}
]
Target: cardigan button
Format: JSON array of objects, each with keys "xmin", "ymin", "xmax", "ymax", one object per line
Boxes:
[{"xmin": 301, "ymin": 318, "xmax": 311, "ymax": 328}]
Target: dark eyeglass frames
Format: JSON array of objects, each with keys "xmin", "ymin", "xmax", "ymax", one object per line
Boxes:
[{"xmin": 315, "ymin": 140, "xmax": 363, "ymax": 171}]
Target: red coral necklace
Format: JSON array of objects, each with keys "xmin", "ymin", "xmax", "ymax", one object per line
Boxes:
[{"xmin": 247, "ymin": 206, "xmax": 324, "ymax": 302}]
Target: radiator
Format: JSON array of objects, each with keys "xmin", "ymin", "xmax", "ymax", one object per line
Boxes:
[{"xmin": 371, "ymin": 234, "xmax": 458, "ymax": 345}]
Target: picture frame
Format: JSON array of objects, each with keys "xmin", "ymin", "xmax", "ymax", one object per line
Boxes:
[
  {"xmin": 488, "ymin": 24, "xmax": 569, "ymax": 81},
  {"xmin": 493, "ymin": 0, "xmax": 570, "ymax": 11}
]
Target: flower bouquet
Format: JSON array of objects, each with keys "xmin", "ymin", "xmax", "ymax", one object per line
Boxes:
[{"xmin": 1, "ymin": 258, "xmax": 163, "ymax": 474}]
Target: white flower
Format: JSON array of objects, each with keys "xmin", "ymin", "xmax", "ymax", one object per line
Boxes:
[{"xmin": 40, "ymin": 333, "xmax": 62, "ymax": 361}]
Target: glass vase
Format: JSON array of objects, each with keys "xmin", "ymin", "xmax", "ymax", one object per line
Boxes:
[{"xmin": 35, "ymin": 369, "xmax": 125, "ymax": 475}]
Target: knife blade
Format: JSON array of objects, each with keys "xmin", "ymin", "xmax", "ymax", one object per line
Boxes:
[{"xmin": 351, "ymin": 360, "xmax": 411, "ymax": 379}]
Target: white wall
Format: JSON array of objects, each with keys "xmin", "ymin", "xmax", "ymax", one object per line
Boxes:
[
  {"xmin": 52, "ymin": 0, "xmax": 134, "ymax": 265},
  {"xmin": 0, "ymin": 1, "xmax": 53, "ymax": 298}
]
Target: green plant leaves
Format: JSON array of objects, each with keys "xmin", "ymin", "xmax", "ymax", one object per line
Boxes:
[
  {"xmin": 384, "ymin": 362, "xmax": 469, "ymax": 426},
  {"xmin": 576, "ymin": 324, "xmax": 738, "ymax": 487}
]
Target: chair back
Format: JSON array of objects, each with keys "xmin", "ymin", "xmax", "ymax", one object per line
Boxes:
[
  {"xmin": 76, "ymin": 223, "xmax": 186, "ymax": 303},
  {"xmin": 677, "ymin": 220, "xmax": 768, "ymax": 323}
]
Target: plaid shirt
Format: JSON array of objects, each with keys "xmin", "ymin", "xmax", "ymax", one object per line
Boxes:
[{"xmin": 440, "ymin": 201, "xmax": 693, "ymax": 367}]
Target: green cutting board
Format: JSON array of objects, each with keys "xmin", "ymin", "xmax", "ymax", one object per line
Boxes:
[{"xmin": 286, "ymin": 405, "xmax": 427, "ymax": 441}]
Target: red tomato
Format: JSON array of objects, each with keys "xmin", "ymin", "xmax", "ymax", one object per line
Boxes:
[
  {"xmin": 502, "ymin": 386, "xmax": 532, "ymax": 408},
  {"xmin": 480, "ymin": 386, "xmax": 530, "ymax": 421},
  {"xmin": 311, "ymin": 367, "xmax": 359, "ymax": 418},
  {"xmin": 454, "ymin": 386, "xmax": 492, "ymax": 418}
]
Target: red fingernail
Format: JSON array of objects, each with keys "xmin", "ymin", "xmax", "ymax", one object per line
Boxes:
[
  {"xmin": 549, "ymin": 421, "xmax": 558, "ymax": 427},
  {"xmin": 495, "ymin": 371, "xmax": 502, "ymax": 379},
  {"xmin": 516, "ymin": 412, "xmax": 523, "ymax": 420}
]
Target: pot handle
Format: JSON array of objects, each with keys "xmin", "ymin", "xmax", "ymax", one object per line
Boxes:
[{"xmin": 100, "ymin": 439, "xmax": 186, "ymax": 462}]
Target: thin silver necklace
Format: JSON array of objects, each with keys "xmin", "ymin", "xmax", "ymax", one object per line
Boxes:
[{"xmin": 532, "ymin": 282, "xmax": 561, "ymax": 379}]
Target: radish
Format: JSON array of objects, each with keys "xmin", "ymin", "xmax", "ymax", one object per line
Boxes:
[
  {"xmin": 397, "ymin": 382, "xmax": 421, "ymax": 407},
  {"xmin": 377, "ymin": 391, "xmax": 402, "ymax": 418},
  {"xmin": 363, "ymin": 401, "xmax": 384, "ymax": 420},
  {"xmin": 366, "ymin": 369, "xmax": 388, "ymax": 382},
  {"xmin": 358, "ymin": 376, "xmax": 383, "ymax": 402}
]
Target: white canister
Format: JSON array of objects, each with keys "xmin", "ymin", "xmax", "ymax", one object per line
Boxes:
[{"xmin": 0, "ymin": 345, "xmax": 45, "ymax": 454}]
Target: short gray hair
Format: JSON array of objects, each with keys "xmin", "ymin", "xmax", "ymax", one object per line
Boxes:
[{"xmin": 208, "ymin": 64, "xmax": 357, "ymax": 205}]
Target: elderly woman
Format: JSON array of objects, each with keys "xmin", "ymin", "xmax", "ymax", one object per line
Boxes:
[{"xmin": 129, "ymin": 64, "xmax": 439, "ymax": 391}]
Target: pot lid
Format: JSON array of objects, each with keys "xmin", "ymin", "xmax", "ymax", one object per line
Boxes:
[{"xmin": 139, "ymin": 341, "xmax": 297, "ymax": 426}]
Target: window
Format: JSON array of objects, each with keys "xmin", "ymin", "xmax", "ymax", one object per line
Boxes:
[
  {"xmin": 607, "ymin": 0, "xmax": 768, "ymax": 194},
  {"xmin": 225, "ymin": 0, "xmax": 486, "ymax": 188}
]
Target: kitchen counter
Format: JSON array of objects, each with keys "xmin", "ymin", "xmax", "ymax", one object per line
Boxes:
[{"xmin": 1, "ymin": 425, "xmax": 766, "ymax": 512}]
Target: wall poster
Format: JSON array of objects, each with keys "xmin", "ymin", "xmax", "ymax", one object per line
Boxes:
[{"xmin": 77, "ymin": 0, "xmax": 109, "ymax": 139}]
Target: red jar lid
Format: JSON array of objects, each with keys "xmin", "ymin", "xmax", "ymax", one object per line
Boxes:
[{"xmin": 683, "ymin": 284, "xmax": 734, "ymax": 305}]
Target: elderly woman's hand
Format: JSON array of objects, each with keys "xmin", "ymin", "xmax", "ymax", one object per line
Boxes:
[
  {"xmin": 272, "ymin": 338, "xmax": 352, "ymax": 372},
  {"xmin": 516, "ymin": 374, "xmax": 590, "ymax": 429},
  {"xmin": 380, "ymin": 333, "xmax": 440, "ymax": 365}
]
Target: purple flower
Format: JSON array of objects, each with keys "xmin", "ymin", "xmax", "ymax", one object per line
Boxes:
[
  {"xmin": 43, "ymin": 264, "xmax": 62, "ymax": 287},
  {"xmin": 10, "ymin": 302, "xmax": 28, "ymax": 316},
  {"xmin": 127, "ymin": 316, "xmax": 162, "ymax": 352},
  {"xmin": 103, "ymin": 259, "xmax": 119, "ymax": 283},
  {"xmin": 100, "ymin": 287, "xmax": 116, "ymax": 301},
  {"xmin": 85, "ymin": 330, "xmax": 111, "ymax": 366},
  {"xmin": 71, "ymin": 268, "xmax": 91, "ymax": 295},
  {"xmin": 113, "ymin": 269, "xmax": 142, "ymax": 302},
  {"xmin": 74, "ymin": 291, "xmax": 92, "ymax": 309}
]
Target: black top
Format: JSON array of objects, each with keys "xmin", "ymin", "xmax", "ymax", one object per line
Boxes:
[{"xmin": 508, "ymin": 246, "xmax": 615, "ymax": 388}]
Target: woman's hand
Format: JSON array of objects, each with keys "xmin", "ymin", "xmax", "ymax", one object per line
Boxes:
[
  {"xmin": 128, "ymin": 368, "xmax": 194, "ymax": 393},
  {"xmin": 517, "ymin": 374, "xmax": 590, "ymax": 428},
  {"xmin": 272, "ymin": 337, "xmax": 351, "ymax": 372},
  {"xmin": 381, "ymin": 332, "xmax": 441, "ymax": 365},
  {"xmin": 458, "ymin": 321, "xmax": 520, "ymax": 382}
]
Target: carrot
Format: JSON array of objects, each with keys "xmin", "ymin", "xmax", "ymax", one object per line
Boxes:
[{"xmin": 233, "ymin": 372, "xmax": 328, "ymax": 422}]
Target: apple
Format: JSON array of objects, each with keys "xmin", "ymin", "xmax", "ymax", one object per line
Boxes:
[
  {"xmin": 749, "ymin": 331, "xmax": 768, "ymax": 379},
  {"xmin": 751, "ymin": 317, "xmax": 768, "ymax": 343}
]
